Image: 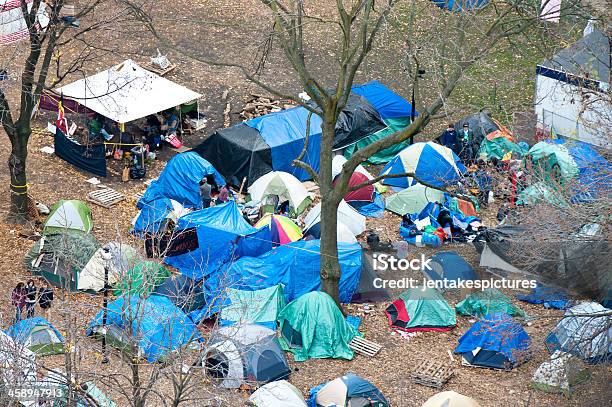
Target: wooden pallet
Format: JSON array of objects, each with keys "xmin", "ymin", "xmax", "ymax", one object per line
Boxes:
[
  {"xmin": 411, "ymin": 360, "xmax": 454, "ymax": 389},
  {"xmin": 143, "ymin": 62, "xmax": 177, "ymax": 76},
  {"xmin": 87, "ymin": 188, "xmax": 125, "ymax": 208},
  {"xmin": 349, "ymin": 336, "xmax": 382, "ymax": 357}
]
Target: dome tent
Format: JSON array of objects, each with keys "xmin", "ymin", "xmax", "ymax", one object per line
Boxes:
[
  {"xmin": 422, "ymin": 391, "xmax": 481, "ymax": 407},
  {"xmin": 385, "ymin": 183, "xmax": 446, "ymax": 216},
  {"xmin": 380, "ymin": 142, "xmax": 466, "ymax": 189},
  {"xmin": 546, "ymin": 302, "xmax": 611, "ymax": 364},
  {"xmin": 79, "ymin": 241, "xmax": 138, "ymax": 292},
  {"xmin": 255, "ymin": 214, "xmax": 303, "ymax": 246},
  {"xmin": 0, "ymin": 330, "xmax": 37, "ymax": 389},
  {"xmin": 309, "ymin": 372, "xmax": 390, "ymax": 407},
  {"xmin": 203, "ymin": 324, "xmax": 290, "ymax": 388},
  {"xmin": 7, "ymin": 317, "xmax": 65, "ymax": 356},
  {"xmin": 454, "ymin": 313, "xmax": 531, "ymax": 370},
  {"xmin": 424, "ymin": 251, "xmax": 479, "ymax": 291},
  {"xmin": 277, "ymin": 292, "xmax": 359, "ymax": 361},
  {"xmin": 248, "ymin": 171, "xmax": 312, "ymax": 216},
  {"xmin": 385, "ymin": 287, "xmax": 456, "ymax": 332},
  {"xmin": 303, "ymin": 200, "xmax": 366, "ymax": 237},
  {"xmin": 249, "ymin": 380, "xmax": 307, "ymax": 407},
  {"xmin": 24, "ymin": 231, "xmax": 101, "ymax": 292},
  {"xmin": 43, "ymin": 200, "xmax": 93, "ymax": 234}
]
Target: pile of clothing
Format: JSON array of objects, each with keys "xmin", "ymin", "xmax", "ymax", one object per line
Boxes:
[{"xmin": 400, "ymin": 195, "xmax": 485, "ymax": 247}]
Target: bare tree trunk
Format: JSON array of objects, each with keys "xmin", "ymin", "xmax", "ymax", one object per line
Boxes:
[{"xmin": 8, "ymin": 126, "xmax": 30, "ymax": 223}]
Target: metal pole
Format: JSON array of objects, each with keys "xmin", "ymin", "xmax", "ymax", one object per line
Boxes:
[
  {"xmin": 101, "ymin": 248, "xmax": 111, "ymax": 364},
  {"xmin": 410, "ymin": 87, "xmax": 416, "ymax": 145}
]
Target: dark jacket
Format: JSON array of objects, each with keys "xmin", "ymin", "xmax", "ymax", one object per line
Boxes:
[
  {"xmin": 25, "ymin": 284, "xmax": 37, "ymax": 304},
  {"xmin": 38, "ymin": 287, "xmax": 54, "ymax": 309},
  {"xmin": 438, "ymin": 129, "xmax": 457, "ymax": 150}
]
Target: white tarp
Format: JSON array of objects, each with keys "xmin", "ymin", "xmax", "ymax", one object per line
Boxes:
[
  {"xmin": 0, "ymin": 0, "xmax": 49, "ymax": 45},
  {"xmin": 304, "ymin": 200, "xmax": 366, "ymax": 237},
  {"xmin": 52, "ymin": 59, "xmax": 201, "ymax": 123}
]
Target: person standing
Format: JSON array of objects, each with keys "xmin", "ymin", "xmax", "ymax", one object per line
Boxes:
[
  {"xmin": 38, "ymin": 281, "xmax": 54, "ymax": 318},
  {"xmin": 11, "ymin": 283, "xmax": 26, "ymax": 322},
  {"xmin": 437, "ymin": 123, "xmax": 457, "ymax": 151},
  {"xmin": 200, "ymin": 178, "xmax": 212, "ymax": 208},
  {"xmin": 25, "ymin": 279, "xmax": 37, "ymax": 319},
  {"xmin": 458, "ymin": 123, "xmax": 475, "ymax": 164},
  {"xmin": 216, "ymin": 183, "xmax": 231, "ymax": 205}
]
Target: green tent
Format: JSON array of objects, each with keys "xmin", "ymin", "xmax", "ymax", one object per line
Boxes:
[
  {"xmin": 456, "ymin": 288, "xmax": 526, "ymax": 318},
  {"xmin": 220, "ymin": 285, "xmax": 286, "ymax": 327},
  {"xmin": 527, "ymin": 142, "xmax": 579, "ymax": 182},
  {"xmin": 385, "ymin": 184, "xmax": 446, "ymax": 216},
  {"xmin": 385, "ymin": 288, "xmax": 456, "ymax": 331},
  {"xmin": 478, "ymin": 137, "xmax": 526, "ymax": 161},
  {"xmin": 24, "ymin": 231, "xmax": 100, "ymax": 291},
  {"xmin": 517, "ymin": 182, "xmax": 570, "ymax": 207},
  {"xmin": 43, "ymin": 200, "xmax": 93, "ymax": 235},
  {"xmin": 277, "ymin": 291, "xmax": 359, "ymax": 361},
  {"xmin": 113, "ymin": 261, "xmax": 171, "ymax": 296},
  {"xmin": 344, "ymin": 117, "xmax": 412, "ymax": 164}
]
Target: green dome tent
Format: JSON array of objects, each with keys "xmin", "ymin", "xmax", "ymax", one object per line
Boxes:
[
  {"xmin": 385, "ymin": 287, "xmax": 456, "ymax": 332},
  {"xmin": 385, "ymin": 184, "xmax": 446, "ymax": 216},
  {"xmin": 113, "ymin": 261, "xmax": 171, "ymax": 296},
  {"xmin": 277, "ymin": 291, "xmax": 359, "ymax": 361},
  {"xmin": 43, "ymin": 200, "xmax": 93, "ymax": 235},
  {"xmin": 456, "ymin": 288, "xmax": 525, "ymax": 318},
  {"xmin": 24, "ymin": 231, "xmax": 100, "ymax": 291},
  {"xmin": 478, "ymin": 137, "xmax": 526, "ymax": 161}
]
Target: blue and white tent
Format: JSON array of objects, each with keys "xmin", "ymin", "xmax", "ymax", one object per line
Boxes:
[
  {"xmin": 308, "ymin": 373, "xmax": 390, "ymax": 407},
  {"xmin": 132, "ymin": 198, "xmax": 190, "ymax": 236},
  {"xmin": 138, "ymin": 152, "xmax": 225, "ymax": 209},
  {"xmin": 431, "ymin": 0, "xmax": 489, "ymax": 12},
  {"xmin": 7, "ymin": 317, "xmax": 65, "ymax": 356},
  {"xmin": 87, "ymin": 295, "xmax": 200, "ymax": 362},
  {"xmin": 454, "ymin": 313, "xmax": 531, "ymax": 370},
  {"xmin": 380, "ymin": 142, "xmax": 466, "ymax": 189}
]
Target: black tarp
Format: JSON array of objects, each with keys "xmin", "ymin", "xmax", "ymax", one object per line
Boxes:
[
  {"xmin": 454, "ymin": 111, "xmax": 499, "ymax": 147},
  {"xmin": 192, "ymin": 124, "xmax": 272, "ymax": 187},
  {"xmin": 54, "ymin": 129, "xmax": 107, "ymax": 177},
  {"xmin": 330, "ymin": 94, "xmax": 386, "ymax": 149}
]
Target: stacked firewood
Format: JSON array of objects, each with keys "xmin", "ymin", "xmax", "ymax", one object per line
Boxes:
[{"xmin": 240, "ymin": 94, "xmax": 297, "ymax": 120}]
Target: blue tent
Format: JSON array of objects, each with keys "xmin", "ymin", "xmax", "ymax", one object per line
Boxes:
[
  {"xmin": 308, "ymin": 372, "xmax": 390, "ymax": 407},
  {"xmin": 380, "ymin": 142, "xmax": 467, "ymax": 189},
  {"xmin": 223, "ymin": 240, "xmax": 362, "ymax": 304},
  {"xmin": 87, "ymin": 295, "xmax": 200, "ymax": 362},
  {"xmin": 431, "ymin": 0, "xmax": 489, "ymax": 11},
  {"xmin": 517, "ymin": 285, "xmax": 571, "ymax": 310},
  {"xmin": 132, "ymin": 198, "xmax": 188, "ymax": 236},
  {"xmin": 138, "ymin": 152, "xmax": 224, "ymax": 209},
  {"xmin": 350, "ymin": 192, "xmax": 386, "ymax": 218},
  {"xmin": 351, "ymin": 80, "xmax": 416, "ymax": 120},
  {"xmin": 164, "ymin": 201, "xmax": 272, "ymax": 280},
  {"xmin": 7, "ymin": 317, "xmax": 65, "ymax": 355},
  {"xmin": 454, "ymin": 313, "xmax": 531, "ymax": 369},
  {"xmin": 425, "ymin": 251, "xmax": 479, "ymax": 288}
]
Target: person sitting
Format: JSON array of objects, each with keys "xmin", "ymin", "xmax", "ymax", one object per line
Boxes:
[
  {"xmin": 161, "ymin": 110, "xmax": 179, "ymax": 139},
  {"xmin": 144, "ymin": 115, "xmax": 162, "ymax": 151}
]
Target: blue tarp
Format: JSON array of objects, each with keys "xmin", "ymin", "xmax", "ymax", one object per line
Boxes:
[
  {"xmin": 454, "ymin": 313, "xmax": 531, "ymax": 369},
  {"xmin": 351, "ymin": 81, "xmax": 415, "ymax": 120},
  {"xmin": 138, "ymin": 152, "xmax": 225, "ymax": 209},
  {"xmin": 223, "ymin": 240, "xmax": 362, "ymax": 304},
  {"xmin": 431, "ymin": 0, "xmax": 489, "ymax": 11},
  {"xmin": 164, "ymin": 201, "xmax": 272, "ymax": 280},
  {"xmin": 517, "ymin": 285, "xmax": 571, "ymax": 310},
  {"xmin": 426, "ymin": 251, "xmax": 479, "ymax": 285},
  {"xmin": 350, "ymin": 192, "xmax": 386, "ymax": 218},
  {"xmin": 548, "ymin": 138, "xmax": 611, "ymax": 203},
  {"xmin": 54, "ymin": 128, "xmax": 106, "ymax": 177},
  {"xmin": 86, "ymin": 295, "xmax": 200, "ymax": 362},
  {"xmin": 132, "ymin": 198, "xmax": 180, "ymax": 236},
  {"xmin": 247, "ymin": 106, "xmax": 323, "ymax": 181},
  {"xmin": 8, "ymin": 317, "xmax": 64, "ymax": 344}
]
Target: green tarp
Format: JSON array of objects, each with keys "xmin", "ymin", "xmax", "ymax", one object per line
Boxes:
[
  {"xmin": 527, "ymin": 142, "xmax": 579, "ymax": 182},
  {"xmin": 113, "ymin": 261, "xmax": 171, "ymax": 296},
  {"xmin": 344, "ymin": 117, "xmax": 412, "ymax": 164},
  {"xmin": 277, "ymin": 291, "xmax": 358, "ymax": 361},
  {"xmin": 220, "ymin": 285, "xmax": 286, "ymax": 326},
  {"xmin": 456, "ymin": 288, "xmax": 526, "ymax": 318},
  {"xmin": 478, "ymin": 137, "xmax": 527, "ymax": 161},
  {"xmin": 399, "ymin": 287, "xmax": 457, "ymax": 329}
]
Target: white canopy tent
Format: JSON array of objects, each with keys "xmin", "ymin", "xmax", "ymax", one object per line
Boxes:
[{"xmin": 51, "ymin": 59, "xmax": 202, "ymax": 123}]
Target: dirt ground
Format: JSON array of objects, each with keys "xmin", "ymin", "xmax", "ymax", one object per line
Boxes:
[{"xmin": 0, "ymin": 1, "xmax": 610, "ymax": 406}]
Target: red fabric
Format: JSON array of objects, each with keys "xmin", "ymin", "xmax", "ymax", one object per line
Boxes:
[
  {"xmin": 457, "ymin": 199, "xmax": 477, "ymax": 217},
  {"xmin": 335, "ymin": 172, "xmax": 374, "ymax": 203},
  {"xmin": 385, "ymin": 298, "xmax": 455, "ymax": 333}
]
